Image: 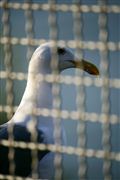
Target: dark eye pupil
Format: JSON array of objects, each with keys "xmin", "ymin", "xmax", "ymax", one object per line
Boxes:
[{"xmin": 57, "ymin": 47, "xmax": 65, "ymax": 55}]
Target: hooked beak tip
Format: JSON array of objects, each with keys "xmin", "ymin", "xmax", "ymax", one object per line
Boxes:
[{"xmin": 74, "ymin": 60, "xmax": 99, "ymax": 76}]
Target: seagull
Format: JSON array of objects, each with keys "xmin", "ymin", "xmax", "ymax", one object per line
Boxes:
[{"xmin": 0, "ymin": 42, "xmax": 99, "ymax": 178}]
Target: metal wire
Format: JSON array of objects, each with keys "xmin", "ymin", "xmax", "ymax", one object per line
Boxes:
[
  {"xmin": 1, "ymin": 71, "xmax": 120, "ymax": 89},
  {"xmin": 0, "ymin": 2, "xmax": 120, "ymax": 13},
  {"xmin": 24, "ymin": 0, "xmax": 39, "ymax": 179},
  {"xmin": 0, "ymin": 37, "xmax": 119, "ymax": 51},
  {"xmin": 99, "ymin": 1, "xmax": 112, "ymax": 179},
  {"xmin": 0, "ymin": 139, "xmax": 120, "ymax": 161},
  {"xmin": 73, "ymin": 0, "xmax": 87, "ymax": 178},
  {"xmin": 24, "ymin": 0, "xmax": 34, "ymax": 61},
  {"xmin": 0, "ymin": 0, "xmax": 120, "ymax": 180},
  {"xmin": 2, "ymin": 0, "xmax": 15, "ymax": 176},
  {"xmin": 48, "ymin": 0, "xmax": 63, "ymax": 179},
  {"xmin": 0, "ymin": 105, "xmax": 119, "ymax": 125}
]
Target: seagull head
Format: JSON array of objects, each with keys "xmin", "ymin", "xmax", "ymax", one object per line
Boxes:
[{"xmin": 29, "ymin": 42, "xmax": 99, "ymax": 75}]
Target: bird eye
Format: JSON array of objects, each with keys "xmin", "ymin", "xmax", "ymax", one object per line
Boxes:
[{"xmin": 57, "ymin": 47, "xmax": 66, "ymax": 55}]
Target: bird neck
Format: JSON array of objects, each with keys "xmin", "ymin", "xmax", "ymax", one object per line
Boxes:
[
  {"xmin": 12, "ymin": 75, "xmax": 53, "ymax": 124},
  {"xmin": 20, "ymin": 77, "xmax": 53, "ymax": 109}
]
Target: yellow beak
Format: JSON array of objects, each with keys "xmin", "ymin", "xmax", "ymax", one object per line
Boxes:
[{"xmin": 73, "ymin": 60, "xmax": 99, "ymax": 75}]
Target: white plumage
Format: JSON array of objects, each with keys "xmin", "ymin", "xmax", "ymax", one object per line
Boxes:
[{"xmin": 0, "ymin": 42, "xmax": 99, "ymax": 178}]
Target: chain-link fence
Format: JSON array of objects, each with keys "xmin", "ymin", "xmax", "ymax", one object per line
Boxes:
[{"xmin": 0, "ymin": 0, "xmax": 120, "ymax": 179}]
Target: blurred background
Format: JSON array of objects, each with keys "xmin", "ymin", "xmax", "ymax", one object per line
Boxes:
[{"xmin": 0, "ymin": 0, "xmax": 120, "ymax": 179}]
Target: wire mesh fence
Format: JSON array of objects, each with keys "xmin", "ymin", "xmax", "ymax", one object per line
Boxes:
[{"xmin": 0, "ymin": 0, "xmax": 120, "ymax": 179}]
